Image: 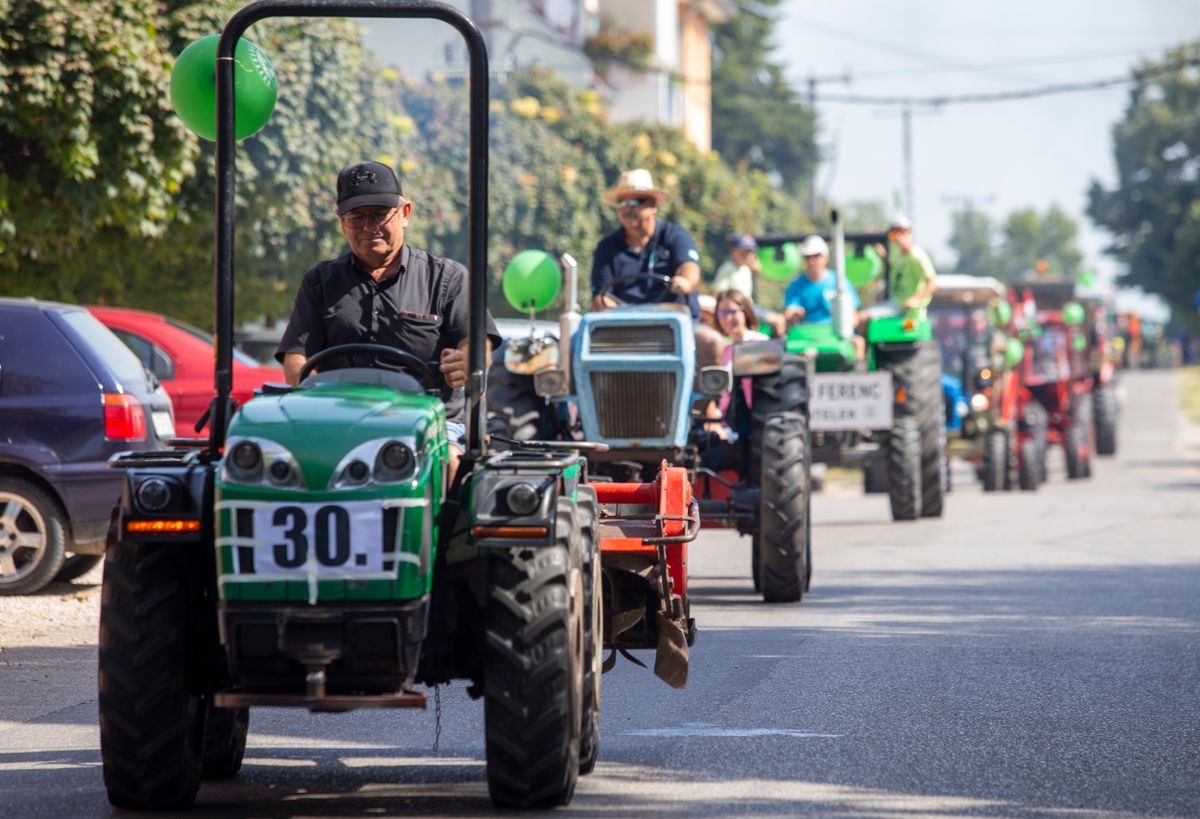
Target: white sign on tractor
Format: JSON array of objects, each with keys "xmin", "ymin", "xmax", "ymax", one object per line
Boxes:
[{"xmin": 809, "ymin": 372, "xmax": 894, "ymax": 431}]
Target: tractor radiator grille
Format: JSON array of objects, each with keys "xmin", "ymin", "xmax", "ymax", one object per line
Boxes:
[
  {"xmin": 590, "ymin": 371, "xmax": 677, "ymax": 439},
  {"xmin": 589, "ymin": 324, "xmax": 676, "ymax": 355}
]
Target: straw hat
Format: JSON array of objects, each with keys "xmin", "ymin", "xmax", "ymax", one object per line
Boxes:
[{"xmin": 601, "ymin": 168, "xmax": 671, "ymax": 207}]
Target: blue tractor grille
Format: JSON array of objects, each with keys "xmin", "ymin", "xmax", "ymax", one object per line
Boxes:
[
  {"xmin": 589, "ymin": 324, "xmax": 676, "ymax": 354},
  {"xmin": 590, "ymin": 371, "xmax": 678, "ymax": 440}
]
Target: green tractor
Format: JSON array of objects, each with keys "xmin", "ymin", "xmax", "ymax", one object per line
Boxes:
[
  {"xmin": 756, "ymin": 210, "xmax": 946, "ymax": 520},
  {"xmin": 98, "ymin": 3, "xmax": 605, "ymax": 810}
]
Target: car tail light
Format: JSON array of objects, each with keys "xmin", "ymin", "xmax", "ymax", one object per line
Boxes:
[{"xmin": 104, "ymin": 393, "xmax": 147, "ymax": 441}]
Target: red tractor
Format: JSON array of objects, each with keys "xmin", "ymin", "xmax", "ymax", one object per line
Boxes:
[{"xmin": 1012, "ymin": 282, "xmax": 1096, "ymax": 487}]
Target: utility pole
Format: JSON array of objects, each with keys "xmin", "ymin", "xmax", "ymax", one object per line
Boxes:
[
  {"xmin": 806, "ymin": 71, "xmax": 851, "ymax": 215},
  {"xmin": 901, "ymin": 105, "xmax": 913, "ymax": 226}
]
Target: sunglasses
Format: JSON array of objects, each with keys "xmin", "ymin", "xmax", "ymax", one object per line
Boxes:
[
  {"xmin": 617, "ymin": 197, "xmax": 655, "ymax": 210},
  {"xmin": 716, "ymin": 308, "xmax": 741, "ymax": 318}
]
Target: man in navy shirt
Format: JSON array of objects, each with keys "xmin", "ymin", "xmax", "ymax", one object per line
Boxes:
[
  {"xmin": 590, "ymin": 169, "xmax": 702, "ymax": 316},
  {"xmin": 590, "ymin": 169, "xmax": 722, "ymax": 369}
]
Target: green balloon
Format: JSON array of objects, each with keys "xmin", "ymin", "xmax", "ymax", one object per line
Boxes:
[
  {"xmin": 1079, "ymin": 269, "xmax": 1097, "ymax": 286},
  {"xmin": 989, "ymin": 300, "xmax": 1013, "ymax": 327},
  {"xmin": 502, "ymin": 250, "xmax": 561, "ymax": 312},
  {"xmin": 845, "ymin": 246, "xmax": 883, "ymax": 287},
  {"xmin": 1062, "ymin": 301, "xmax": 1086, "ymax": 326},
  {"xmin": 170, "ymin": 35, "xmax": 277, "ymax": 142},
  {"xmin": 1004, "ymin": 337, "xmax": 1025, "ymax": 368},
  {"xmin": 758, "ymin": 243, "xmax": 801, "ymax": 281}
]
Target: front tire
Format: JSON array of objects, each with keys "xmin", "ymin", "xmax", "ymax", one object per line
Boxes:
[
  {"xmin": 202, "ymin": 706, "xmax": 249, "ymax": 779},
  {"xmin": 484, "ymin": 498, "xmax": 584, "ymax": 808},
  {"xmin": 99, "ymin": 542, "xmax": 206, "ymax": 810}
]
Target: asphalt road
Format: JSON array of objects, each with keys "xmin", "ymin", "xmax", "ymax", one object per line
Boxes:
[{"xmin": 1, "ymin": 369, "xmax": 1197, "ymax": 818}]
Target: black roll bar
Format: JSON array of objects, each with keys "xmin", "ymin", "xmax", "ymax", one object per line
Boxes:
[{"xmin": 211, "ymin": 0, "xmax": 489, "ymax": 458}]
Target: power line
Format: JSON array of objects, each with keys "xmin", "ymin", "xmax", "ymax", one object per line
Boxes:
[{"xmin": 816, "ymin": 57, "xmax": 1200, "ymax": 107}]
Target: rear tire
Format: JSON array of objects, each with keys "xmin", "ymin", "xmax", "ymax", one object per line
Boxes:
[
  {"xmin": 1094, "ymin": 383, "xmax": 1118, "ymax": 455},
  {"xmin": 484, "ymin": 498, "xmax": 583, "ymax": 808},
  {"xmin": 99, "ymin": 542, "xmax": 206, "ymax": 809},
  {"xmin": 1018, "ymin": 439, "xmax": 1038, "ymax": 491},
  {"xmin": 886, "ymin": 417, "xmax": 922, "ymax": 520},
  {"xmin": 755, "ymin": 414, "xmax": 809, "ymax": 603},
  {"xmin": 1065, "ymin": 393, "xmax": 1093, "ymax": 480},
  {"xmin": 0, "ymin": 478, "xmax": 68, "ymax": 596},
  {"xmin": 1022, "ymin": 401, "xmax": 1049, "ymax": 484}
]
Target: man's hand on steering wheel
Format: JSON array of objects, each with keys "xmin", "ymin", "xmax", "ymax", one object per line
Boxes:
[
  {"xmin": 597, "ymin": 273, "xmax": 675, "ymax": 308},
  {"xmin": 439, "ymin": 347, "xmax": 468, "ymax": 388},
  {"xmin": 669, "ymin": 274, "xmax": 694, "ymax": 295},
  {"xmin": 297, "ymin": 343, "xmax": 437, "ymax": 390}
]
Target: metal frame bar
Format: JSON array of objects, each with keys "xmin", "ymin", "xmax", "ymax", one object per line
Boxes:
[{"xmin": 212, "ymin": 0, "xmax": 489, "ymax": 458}]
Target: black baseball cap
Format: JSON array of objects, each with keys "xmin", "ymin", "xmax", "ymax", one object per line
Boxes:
[{"xmin": 336, "ymin": 161, "xmax": 403, "ymax": 215}]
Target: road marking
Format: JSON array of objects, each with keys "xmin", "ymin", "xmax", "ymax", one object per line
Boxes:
[{"xmin": 624, "ymin": 722, "xmax": 841, "ymax": 739}]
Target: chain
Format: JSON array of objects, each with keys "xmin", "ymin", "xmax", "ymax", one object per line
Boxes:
[{"xmin": 433, "ymin": 684, "xmax": 442, "ymax": 753}]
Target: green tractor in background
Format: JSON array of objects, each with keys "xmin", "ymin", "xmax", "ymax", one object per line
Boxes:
[{"xmin": 756, "ymin": 210, "xmax": 945, "ymax": 521}]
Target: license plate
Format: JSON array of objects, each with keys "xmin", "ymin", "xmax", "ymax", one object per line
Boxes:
[
  {"xmin": 810, "ymin": 372, "xmax": 894, "ymax": 431},
  {"xmin": 151, "ymin": 410, "xmax": 175, "ymax": 439},
  {"xmin": 220, "ymin": 500, "xmax": 390, "ymax": 579}
]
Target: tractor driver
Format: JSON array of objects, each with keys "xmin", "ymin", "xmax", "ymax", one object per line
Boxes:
[
  {"xmin": 783, "ymin": 235, "xmax": 865, "ymax": 359},
  {"xmin": 590, "ymin": 168, "xmax": 723, "ymax": 368},
  {"xmin": 275, "ymin": 161, "xmax": 502, "ymax": 483}
]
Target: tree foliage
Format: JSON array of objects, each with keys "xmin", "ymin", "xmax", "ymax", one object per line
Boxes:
[
  {"xmin": 710, "ymin": 1, "xmax": 818, "ymax": 197},
  {"xmin": 0, "ymin": 0, "xmax": 389, "ymax": 326},
  {"xmin": 946, "ymin": 203, "xmax": 1082, "ymax": 282},
  {"xmin": 2, "ymin": 6, "xmax": 811, "ymax": 324},
  {"xmin": 1088, "ymin": 44, "xmax": 1200, "ymax": 322}
]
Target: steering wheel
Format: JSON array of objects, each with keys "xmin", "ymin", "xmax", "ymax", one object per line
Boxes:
[
  {"xmin": 597, "ymin": 273, "xmax": 675, "ymax": 307},
  {"xmin": 299, "ymin": 343, "xmax": 437, "ymax": 390}
]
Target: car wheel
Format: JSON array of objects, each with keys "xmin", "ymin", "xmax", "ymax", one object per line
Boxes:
[{"xmin": 0, "ymin": 478, "xmax": 68, "ymax": 596}]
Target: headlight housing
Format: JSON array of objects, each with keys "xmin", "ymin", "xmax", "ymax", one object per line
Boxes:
[
  {"xmin": 330, "ymin": 437, "xmax": 422, "ymax": 489},
  {"xmin": 221, "ymin": 437, "xmax": 306, "ymax": 489}
]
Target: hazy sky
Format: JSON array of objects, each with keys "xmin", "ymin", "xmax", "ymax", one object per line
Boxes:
[{"xmin": 777, "ymin": 0, "xmax": 1200, "ymax": 314}]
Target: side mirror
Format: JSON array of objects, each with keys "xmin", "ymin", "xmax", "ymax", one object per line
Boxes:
[
  {"xmin": 731, "ymin": 340, "xmax": 783, "ymax": 377},
  {"xmin": 504, "ymin": 333, "xmax": 559, "ymax": 375},
  {"xmin": 698, "ymin": 365, "xmax": 733, "ymax": 397}
]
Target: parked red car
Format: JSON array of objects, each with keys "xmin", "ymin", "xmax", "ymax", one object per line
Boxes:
[{"xmin": 89, "ymin": 306, "xmax": 283, "ymax": 435}]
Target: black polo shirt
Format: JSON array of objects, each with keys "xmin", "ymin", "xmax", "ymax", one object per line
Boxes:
[
  {"xmin": 275, "ymin": 244, "xmax": 502, "ymax": 423},
  {"xmin": 590, "ymin": 220, "xmax": 702, "ymax": 319}
]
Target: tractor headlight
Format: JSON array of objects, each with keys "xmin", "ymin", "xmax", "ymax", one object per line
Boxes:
[
  {"xmin": 330, "ymin": 437, "xmax": 422, "ymax": 489},
  {"xmin": 970, "ymin": 393, "xmax": 989, "ymax": 412},
  {"xmin": 221, "ymin": 437, "xmax": 306, "ymax": 489},
  {"xmin": 698, "ymin": 365, "xmax": 733, "ymax": 397},
  {"xmin": 505, "ymin": 482, "xmax": 541, "ymax": 516},
  {"xmin": 376, "ymin": 441, "xmax": 417, "ymax": 482},
  {"xmin": 534, "ymin": 367, "xmax": 569, "ymax": 398},
  {"xmin": 135, "ymin": 478, "xmax": 172, "ymax": 512}
]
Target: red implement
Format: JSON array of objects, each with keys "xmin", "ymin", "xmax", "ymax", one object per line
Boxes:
[{"xmin": 589, "ymin": 460, "xmax": 697, "ymax": 688}]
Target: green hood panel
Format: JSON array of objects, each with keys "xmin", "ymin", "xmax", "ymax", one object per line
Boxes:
[{"xmin": 229, "ymin": 383, "xmax": 446, "ymax": 490}]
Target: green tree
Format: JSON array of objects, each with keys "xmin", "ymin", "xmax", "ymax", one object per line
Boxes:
[
  {"xmin": 0, "ymin": 0, "xmax": 191, "ymax": 285},
  {"xmin": 998, "ymin": 205, "xmax": 1082, "ymax": 281},
  {"xmin": 0, "ymin": 0, "xmax": 393, "ymax": 327},
  {"xmin": 947, "ymin": 205, "xmax": 998, "ymax": 279},
  {"xmin": 1088, "ymin": 44, "xmax": 1200, "ymax": 324},
  {"xmin": 710, "ymin": 1, "xmax": 818, "ymax": 197}
]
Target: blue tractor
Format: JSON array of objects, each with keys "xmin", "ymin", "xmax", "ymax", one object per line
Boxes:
[{"xmin": 495, "ymin": 257, "xmax": 814, "ymax": 604}]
